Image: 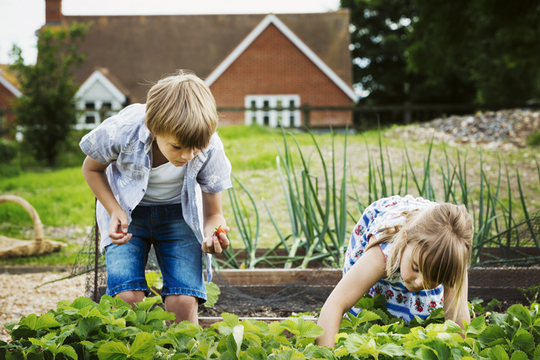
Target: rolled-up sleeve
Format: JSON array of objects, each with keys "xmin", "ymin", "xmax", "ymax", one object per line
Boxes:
[
  {"xmin": 79, "ymin": 117, "xmax": 121, "ymax": 165},
  {"xmin": 197, "ymin": 134, "xmax": 232, "ymax": 193}
]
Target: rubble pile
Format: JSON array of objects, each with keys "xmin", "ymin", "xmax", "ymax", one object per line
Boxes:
[{"xmin": 398, "ymin": 109, "xmax": 540, "ymax": 149}]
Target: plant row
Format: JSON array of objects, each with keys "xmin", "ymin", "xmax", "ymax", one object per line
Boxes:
[
  {"xmin": 3, "ymin": 294, "xmax": 540, "ymax": 360},
  {"xmin": 220, "ymin": 124, "xmax": 540, "ymax": 270}
]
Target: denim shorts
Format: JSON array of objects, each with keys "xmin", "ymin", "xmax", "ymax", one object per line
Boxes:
[{"xmin": 104, "ymin": 203, "xmax": 206, "ymax": 303}]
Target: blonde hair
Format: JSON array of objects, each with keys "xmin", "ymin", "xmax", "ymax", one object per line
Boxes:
[
  {"xmin": 366, "ymin": 203, "xmax": 473, "ymax": 319},
  {"xmin": 145, "ymin": 70, "xmax": 218, "ymax": 149}
]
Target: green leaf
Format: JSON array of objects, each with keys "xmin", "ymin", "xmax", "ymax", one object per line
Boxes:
[
  {"xmin": 511, "ymin": 329, "xmax": 535, "ymax": 354},
  {"xmin": 232, "ymin": 325, "xmax": 244, "ymax": 358},
  {"xmin": 510, "ymin": 351, "xmax": 529, "ymax": 360},
  {"xmin": 417, "ymin": 347, "xmax": 439, "ymax": 360},
  {"xmin": 135, "ymin": 297, "xmax": 161, "ymax": 312},
  {"xmin": 424, "ymin": 340, "xmax": 451, "ymax": 360},
  {"xmin": 466, "ymin": 315, "xmax": 487, "ymax": 336},
  {"xmin": 35, "ymin": 313, "xmax": 60, "ymax": 330},
  {"xmin": 487, "ymin": 346, "xmax": 509, "ymax": 360},
  {"xmin": 222, "ymin": 313, "xmax": 240, "ymax": 328},
  {"xmin": 205, "ymin": 282, "xmax": 221, "ymax": 308},
  {"xmin": 72, "ymin": 296, "xmax": 97, "ymax": 310},
  {"xmin": 354, "ymin": 296, "xmax": 374, "ymax": 310},
  {"xmin": 146, "ymin": 307, "xmax": 175, "ymax": 323},
  {"xmin": 246, "ymin": 347, "xmax": 267, "ymax": 360},
  {"xmin": 19, "ymin": 313, "xmax": 38, "ymax": 330},
  {"xmin": 379, "ymin": 343, "xmax": 405, "ymax": 357},
  {"xmin": 57, "ymin": 345, "xmax": 78, "ymax": 360},
  {"xmin": 79, "ymin": 317, "xmax": 103, "ymax": 338},
  {"xmin": 97, "ymin": 341, "xmax": 129, "ymax": 360},
  {"xmin": 303, "ymin": 345, "xmax": 336, "ymax": 360},
  {"xmin": 130, "ymin": 332, "xmax": 156, "ymax": 360},
  {"xmin": 3, "ymin": 321, "xmax": 17, "ymax": 331},
  {"xmin": 479, "ymin": 325, "xmax": 508, "ymax": 346},
  {"xmin": 507, "ymin": 305, "xmax": 532, "ymax": 329}
]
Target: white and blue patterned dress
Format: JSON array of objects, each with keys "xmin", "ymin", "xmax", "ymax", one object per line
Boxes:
[{"xmin": 344, "ymin": 195, "xmax": 444, "ymax": 321}]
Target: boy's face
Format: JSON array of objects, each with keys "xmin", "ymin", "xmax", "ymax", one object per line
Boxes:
[
  {"xmin": 400, "ymin": 245, "xmax": 439, "ymax": 292},
  {"xmin": 154, "ymin": 134, "xmax": 200, "ymax": 167}
]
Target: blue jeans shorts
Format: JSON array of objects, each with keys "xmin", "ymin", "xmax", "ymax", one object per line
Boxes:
[{"xmin": 104, "ymin": 204, "xmax": 206, "ymax": 303}]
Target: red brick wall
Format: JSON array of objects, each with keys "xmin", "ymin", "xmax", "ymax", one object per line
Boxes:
[
  {"xmin": 210, "ymin": 24, "xmax": 354, "ymax": 127},
  {"xmin": 46, "ymin": 0, "xmax": 63, "ymax": 24}
]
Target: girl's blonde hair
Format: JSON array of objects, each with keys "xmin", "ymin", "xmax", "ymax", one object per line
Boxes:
[
  {"xmin": 145, "ymin": 70, "xmax": 218, "ymax": 150},
  {"xmin": 366, "ymin": 203, "xmax": 473, "ymax": 318}
]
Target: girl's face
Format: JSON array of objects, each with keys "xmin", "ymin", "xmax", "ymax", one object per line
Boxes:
[
  {"xmin": 155, "ymin": 134, "xmax": 200, "ymax": 167},
  {"xmin": 400, "ymin": 244, "xmax": 439, "ymax": 293}
]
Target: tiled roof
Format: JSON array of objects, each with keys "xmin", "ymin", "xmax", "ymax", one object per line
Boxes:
[
  {"xmin": 64, "ymin": 11, "xmax": 352, "ymax": 103},
  {"xmin": 0, "ymin": 65, "xmax": 20, "ymax": 89}
]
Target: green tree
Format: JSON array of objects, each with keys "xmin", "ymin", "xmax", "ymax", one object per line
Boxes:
[
  {"xmin": 10, "ymin": 22, "xmax": 89, "ymax": 166},
  {"xmin": 341, "ymin": 0, "xmax": 418, "ymax": 105},
  {"xmin": 408, "ymin": 0, "xmax": 540, "ymax": 105}
]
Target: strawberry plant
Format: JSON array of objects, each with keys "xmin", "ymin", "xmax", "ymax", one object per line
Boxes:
[{"xmin": 2, "ymin": 294, "xmax": 540, "ymax": 359}]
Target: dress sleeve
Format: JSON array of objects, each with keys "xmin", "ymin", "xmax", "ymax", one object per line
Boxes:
[
  {"xmin": 197, "ymin": 134, "xmax": 233, "ymax": 193},
  {"xmin": 79, "ymin": 117, "xmax": 122, "ymax": 165}
]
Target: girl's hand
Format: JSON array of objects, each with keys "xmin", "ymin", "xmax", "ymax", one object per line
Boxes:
[
  {"xmin": 109, "ymin": 209, "xmax": 132, "ymax": 245},
  {"xmin": 202, "ymin": 225, "xmax": 230, "ymax": 254}
]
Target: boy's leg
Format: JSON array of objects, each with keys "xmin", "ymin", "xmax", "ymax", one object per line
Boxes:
[
  {"xmin": 105, "ymin": 206, "xmax": 152, "ymax": 306},
  {"xmin": 151, "ymin": 204, "xmax": 206, "ymax": 324},
  {"xmin": 164, "ymin": 295, "xmax": 199, "ymax": 324}
]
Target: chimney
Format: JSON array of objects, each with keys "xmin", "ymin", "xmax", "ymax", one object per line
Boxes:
[{"xmin": 45, "ymin": 0, "xmax": 63, "ymax": 25}]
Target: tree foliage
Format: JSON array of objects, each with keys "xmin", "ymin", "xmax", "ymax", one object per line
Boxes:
[
  {"xmin": 408, "ymin": 0, "xmax": 540, "ymax": 105},
  {"xmin": 343, "ymin": 0, "xmax": 540, "ymax": 106},
  {"xmin": 10, "ymin": 22, "xmax": 88, "ymax": 166}
]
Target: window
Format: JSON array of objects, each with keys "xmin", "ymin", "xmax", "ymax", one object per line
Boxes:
[
  {"xmin": 245, "ymin": 95, "xmax": 301, "ymax": 127},
  {"xmin": 85, "ymin": 115, "xmax": 96, "ymax": 124}
]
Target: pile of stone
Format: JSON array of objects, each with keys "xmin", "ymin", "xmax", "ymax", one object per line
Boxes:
[{"xmin": 397, "ymin": 109, "xmax": 540, "ymax": 149}]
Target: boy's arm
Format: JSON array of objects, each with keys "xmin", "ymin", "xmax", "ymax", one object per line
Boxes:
[
  {"xmin": 82, "ymin": 156, "xmax": 132, "ymax": 244},
  {"xmin": 316, "ymin": 247, "xmax": 386, "ymax": 347},
  {"xmin": 444, "ymin": 275, "xmax": 470, "ymax": 330},
  {"xmin": 201, "ymin": 191, "xmax": 229, "ymax": 254}
]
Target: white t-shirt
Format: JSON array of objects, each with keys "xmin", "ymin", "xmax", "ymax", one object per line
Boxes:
[{"xmin": 139, "ymin": 162, "xmax": 185, "ymax": 205}]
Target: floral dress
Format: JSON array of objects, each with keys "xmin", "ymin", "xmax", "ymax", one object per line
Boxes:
[{"xmin": 344, "ymin": 195, "xmax": 444, "ymax": 321}]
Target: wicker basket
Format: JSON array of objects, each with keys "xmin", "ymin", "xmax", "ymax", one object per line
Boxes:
[{"xmin": 0, "ymin": 195, "xmax": 66, "ymax": 258}]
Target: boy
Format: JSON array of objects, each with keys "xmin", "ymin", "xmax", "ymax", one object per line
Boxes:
[{"xmin": 80, "ymin": 70, "xmax": 232, "ymax": 325}]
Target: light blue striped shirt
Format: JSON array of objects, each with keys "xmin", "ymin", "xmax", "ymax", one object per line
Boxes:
[{"xmin": 79, "ymin": 104, "xmax": 232, "ymax": 281}]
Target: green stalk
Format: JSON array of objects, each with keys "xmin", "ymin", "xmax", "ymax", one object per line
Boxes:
[{"xmin": 516, "ymin": 167, "xmax": 539, "ymax": 248}]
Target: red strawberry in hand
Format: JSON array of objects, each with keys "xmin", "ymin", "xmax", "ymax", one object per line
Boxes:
[{"xmin": 214, "ymin": 226, "xmax": 226, "ymax": 245}]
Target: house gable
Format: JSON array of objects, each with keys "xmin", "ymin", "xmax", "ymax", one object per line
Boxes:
[
  {"xmin": 206, "ymin": 14, "xmax": 357, "ymax": 102},
  {"xmin": 75, "ymin": 69, "xmax": 128, "ymax": 129},
  {"xmin": 76, "ymin": 69, "xmax": 127, "ymax": 104},
  {"xmin": 210, "ymin": 23, "xmax": 354, "ymax": 127}
]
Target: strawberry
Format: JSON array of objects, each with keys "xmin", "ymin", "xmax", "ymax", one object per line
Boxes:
[{"xmin": 214, "ymin": 225, "xmax": 226, "ymax": 245}]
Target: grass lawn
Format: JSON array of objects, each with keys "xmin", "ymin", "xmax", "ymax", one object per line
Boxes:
[{"xmin": 0, "ymin": 123, "xmax": 538, "ymax": 267}]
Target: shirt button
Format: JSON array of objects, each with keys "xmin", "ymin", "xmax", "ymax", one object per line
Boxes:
[{"xmin": 142, "ymin": 189, "xmax": 145, "ymax": 192}]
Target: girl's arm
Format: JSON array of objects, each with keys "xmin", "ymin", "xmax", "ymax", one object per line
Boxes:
[
  {"xmin": 82, "ymin": 156, "xmax": 132, "ymax": 244},
  {"xmin": 316, "ymin": 247, "xmax": 387, "ymax": 347},
  {"xmin": 201, "ymin": 191, "xmax": 230, "ymax": 254},
  {"xmin": 444, "ymin": 274, "xmax": 470, "ymax": 330}
]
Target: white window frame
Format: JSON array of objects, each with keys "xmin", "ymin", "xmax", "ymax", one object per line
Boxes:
[{"xmin": 245, "ymin": 95, "xmax": 301, "ymax": 127}]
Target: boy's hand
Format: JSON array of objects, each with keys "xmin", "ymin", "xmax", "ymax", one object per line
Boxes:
[
  {"xmin": 202, "ymin": 225, "xmax": 230, "ymax": 254},
  {"xmin": 109, "ymin": 209, "xmax": 132, "ymax": 245}
]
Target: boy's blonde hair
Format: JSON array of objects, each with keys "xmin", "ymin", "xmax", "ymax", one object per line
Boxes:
[
  {"xmin": 145, "ymin": 70, "xmax": 218, "ymax": 149},
  {"xmin": 366, "ymin": 203, "xmax": 473, "ymax": 319}
]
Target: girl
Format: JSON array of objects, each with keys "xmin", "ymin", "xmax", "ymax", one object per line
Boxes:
[{"xmin": 316, "ymin": 195, "xmax": 473, "ymax": 347}]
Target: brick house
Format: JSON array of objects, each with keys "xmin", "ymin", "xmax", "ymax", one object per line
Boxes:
[
  {"xmin": 45, "ymin": 0, "xmax": 357, "ymax": 128},
  {"xmin": 0, "ymin": 65, "xmax": 21, "ymax": 137}
]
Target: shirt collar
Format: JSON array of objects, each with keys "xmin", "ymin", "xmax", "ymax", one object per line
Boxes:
[{"xmin": 138, "ymin": 123, "xmax": 153, "ymax": 153}]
